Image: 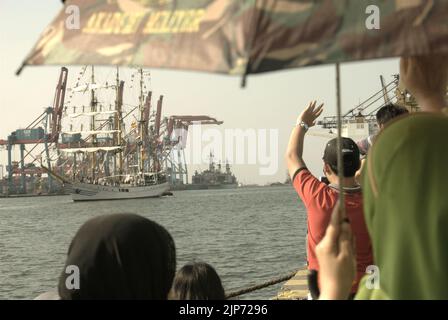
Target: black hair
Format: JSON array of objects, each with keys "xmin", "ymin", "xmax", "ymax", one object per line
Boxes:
[
  {"xmin": 169, "ymin": 262, "xmax": 225, "ymax": 300},
  {"xmin": 376, "ymin": 103, "xmax": 409, "ymax": 126}
]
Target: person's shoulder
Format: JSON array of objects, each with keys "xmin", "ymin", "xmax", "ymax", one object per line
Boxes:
[
  {"xmin": 293, "ymin": 167, "xmax": 327, "ymax": 188},
  {"xmin": 356, "ymin": 138, "xmax": 370, "ymax": 154},
  {"xmin": 292, "ymin": 167, "xmax": 310, "ymax": 181},
  {"xmin": 292, "ymin": 167, "xmax": 330, "ymax": 201}
]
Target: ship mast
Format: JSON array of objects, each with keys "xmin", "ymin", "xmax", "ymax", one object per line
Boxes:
[
  {"xmin": 138, "ymin": 68, "xmax": 145, "ymax": 174},
  {"xmin": 114, "ymin": 66, "xmax": 124, "ymax": 179},
  {"xmin": 90, "ymin": 65, "xmax": 97, "ymax": 181}
]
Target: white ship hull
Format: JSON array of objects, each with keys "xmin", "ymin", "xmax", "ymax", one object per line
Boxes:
[{"xmin": 70, "ymin": 182, "xmax": 170, "ymax": 201}]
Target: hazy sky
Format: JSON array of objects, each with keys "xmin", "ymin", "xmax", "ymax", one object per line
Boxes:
[{"xmin": 0, "ymin": 0, "xmax": 400, "ymax": 184}]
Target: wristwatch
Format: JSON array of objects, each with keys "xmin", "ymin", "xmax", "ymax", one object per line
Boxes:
[{"xmin": 297, "ymin": 120, "xmax": 309, "ymax": 132}]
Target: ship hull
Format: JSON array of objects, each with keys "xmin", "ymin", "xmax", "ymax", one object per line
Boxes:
[{"xmin": 71, "ymin": 182, "xmax": 170, "ymax": 201}]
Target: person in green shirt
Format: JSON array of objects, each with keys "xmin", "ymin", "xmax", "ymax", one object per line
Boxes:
[{"xmin": 316, "ymin": 54, "xmax": 448, "ymax": 300}]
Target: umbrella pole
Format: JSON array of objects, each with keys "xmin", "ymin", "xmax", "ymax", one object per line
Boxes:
[{"xmin": 335, "ymin": 63, "xmax": 346, "ymax": 216}]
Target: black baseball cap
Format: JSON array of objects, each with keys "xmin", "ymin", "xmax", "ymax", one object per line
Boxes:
[{"xmin": 323, "ymin": 137, "xmax": 361, "ymax": 177}]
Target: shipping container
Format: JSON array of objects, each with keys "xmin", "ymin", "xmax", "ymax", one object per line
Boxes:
[
  {"xmin": 61, "ymin": 133, "xmax": 82, "ymax": 144},
  {"xmin": 14, "ymin": 128, "xmax": 45, "ymax": 141}
]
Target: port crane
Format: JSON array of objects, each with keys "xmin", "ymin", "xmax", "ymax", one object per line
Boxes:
[
  {"xmin": 0, "ymin": 67, "xmax": 68, "ymax": 194},
  {"xmin": 310, "ymin": 74, "xmax": 419, "ymax": 141},
  {"xmin": 162, "ymin": 115, "xmax": 223, "ymax": 186}
]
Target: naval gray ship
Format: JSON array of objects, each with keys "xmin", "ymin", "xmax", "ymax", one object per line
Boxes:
[{"xmin": 171, "ymin": 152, "xmax": 238, "ymax": 190}]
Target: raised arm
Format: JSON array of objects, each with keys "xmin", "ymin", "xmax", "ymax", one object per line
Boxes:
[{"xmin": 285, "ymin": 101, "xmax": 324, "ymax": 180}]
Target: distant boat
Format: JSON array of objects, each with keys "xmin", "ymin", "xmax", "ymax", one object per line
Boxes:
[
  {"xmin": 44, "ymin": 166, "xmax": 169, "ymax": 202},
  {"xmin": 191, "ymin": 152, "xmax": 238, "ymax": 189},
  {"xmin": 171, "ymin": 152, "xmax": 238, "ymax": 190},
  {"xmin": 70, "ymin": 180, "xmax": 169, "ymax": 201}
]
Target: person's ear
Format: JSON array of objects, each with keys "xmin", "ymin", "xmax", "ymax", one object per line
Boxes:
[{"xmin": 323, "ymin": 163, "xmax": 331, "ymax": 175}]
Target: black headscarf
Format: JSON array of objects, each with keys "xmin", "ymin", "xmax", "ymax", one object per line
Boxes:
[{"xmin": 58, "ymin": 214, "xmax": 176, "ymax": 300}]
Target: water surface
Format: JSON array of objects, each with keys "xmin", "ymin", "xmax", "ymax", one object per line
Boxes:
[{"xmin": 0, "ymin": 186, "xmax": 307, "ymax": 299}]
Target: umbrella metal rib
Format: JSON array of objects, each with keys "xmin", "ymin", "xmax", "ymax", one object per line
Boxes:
[{"xmin": 335, "ymin": 63, "xmax": 346, "ymax": 217}]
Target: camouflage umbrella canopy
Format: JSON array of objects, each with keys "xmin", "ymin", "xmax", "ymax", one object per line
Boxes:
[{"xmin": 18, "ymin": 0, "xmax": 448, "ymax": 83}]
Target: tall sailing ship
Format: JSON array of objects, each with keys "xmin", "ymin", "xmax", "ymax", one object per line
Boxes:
[{"xmin": 57, "ymin": 66, "xmax": 169, "ymax": 201}]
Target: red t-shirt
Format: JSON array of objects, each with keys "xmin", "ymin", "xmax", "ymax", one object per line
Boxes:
[{"xmin": 293, "ymin": 168, "xmax": 373, "ymax": 293}]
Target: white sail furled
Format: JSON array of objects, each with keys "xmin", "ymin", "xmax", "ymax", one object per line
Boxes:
[
  {"xmin": 63, "ymin": 130, "xmax": 120, "ymax": 135},
  {"xmin": 69, "ymin": 111, "xmax": 116, "ymax": 118},
  {"xmin": 59, "ymin": 146, "xmax": 122, "ymax": 153}
]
